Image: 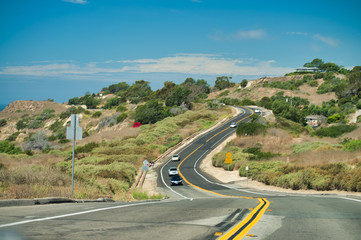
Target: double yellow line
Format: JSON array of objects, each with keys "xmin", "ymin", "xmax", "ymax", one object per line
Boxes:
[{"xmin": 176, "ymin": 107, "xmax": 270, "ymax": 239}]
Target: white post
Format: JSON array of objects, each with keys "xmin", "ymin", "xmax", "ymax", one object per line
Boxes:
[{"xmin": 71, "ymin": 114, "xmax": 76, "ymax": 198}]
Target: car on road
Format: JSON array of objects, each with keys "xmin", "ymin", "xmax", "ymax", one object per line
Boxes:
[
  {"xmin": 255, "ymin": 109, "xmax": 261, "ymax": 114},
  {"xmin": 171, "ymin": 154, "xmax": 181, "ymax": 161},
  {"xmin": 230, "ymin": 122, "xmax": 237, "ymax": 128},
  {"xmin": 170, "ymin": 174, "xmax": 183, "ymax": 185},
  {"xmin": 168, "ymin": 167, "xmax": 179, "ymax": 176}
]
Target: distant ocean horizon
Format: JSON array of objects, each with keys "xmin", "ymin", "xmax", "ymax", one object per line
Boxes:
[{"xmin": 0, "ymin": 104, "xmax": 8, "ymax": 111}]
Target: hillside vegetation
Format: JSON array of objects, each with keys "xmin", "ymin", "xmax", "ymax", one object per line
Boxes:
[
  {"xmin": 0, "ymin": 78, "xmax": 231, "ymax": 200},
  {"xmin": 210, "ymin": 59, "xmax": 361, "ymax": 192},
  {"xmin": 0, "ymin": 58, "xmax": 361, "ymax": 199}
]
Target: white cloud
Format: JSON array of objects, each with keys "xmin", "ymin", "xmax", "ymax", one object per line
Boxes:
[
  {"xmin": 62, "ymin": 0, "xmax": 87, "ymax": 4},
  {"xmin": 286, "ymin": 32, "xmax": 310, "ymax": 36},
  {"xmin": 313, "ymin": 34, "xmax": 339, "ymax": 47},
  {"xmin": 287, "ymin": 32, "xmax": 339, "ymax": 47},
  {"xmin": 210, "ymin": 29, "xmax": 267, "ymax": 41},
  {"xmin": 0, "ymin": 54, "xmax": 293, "ymax": 79}
]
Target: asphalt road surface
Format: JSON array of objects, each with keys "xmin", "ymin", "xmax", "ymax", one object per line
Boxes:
[{"xmin": 1, "ymin": 107, "xmax": 360, "ymax": 240}]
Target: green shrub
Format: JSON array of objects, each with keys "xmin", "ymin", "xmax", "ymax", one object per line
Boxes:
[
  {"xmin": 343, "ymin": 140, "xmax": 361, "ymax": 152},
  {"xmin": 16, "ymin": 120, "xmax": 28, "ymax": 130},
  {"xmin": 116, "ymin": 113, "xmax": 128, "ymax": 123},
  {"xmin": 0, "ymin": 119, "xmax": 7, "ymax": 127},
  {"xmin": 307, "ymin": 80, "xmax": 318, "ymax": 87},
  {"xmin": 327, "ymin": 113, "xmax": 341, "ymax": 123},
  {"xmin": 28, "ymin": 119, "xmax": 44, "ymax": 129},
  {"xmin": 219, "ymin": 90, "xmax": 230, "ymax": 97},
  {"xmin": 314, "ymin": 125, "xmax": 358, "ymax": 138},
  {"xmin": 116, "ymin": 105, "xmax": 127, "ymax": 112},
  {"xmin": 0, "ymin": 140, "xmax": 23, "ymax": 154},
  {"xmin": 243, "ymin": 146, "xmax": 280, "ymax": 160},
  {"xmin": 165, "ymin": 134, "xmax": 183, "ymax": 148},
  {"xmin": 75, "ymin": 142, "xmax": 99, "ymax": 154},
  {"xmin": 7, "ymin": 132, "xmax": 20, "ymax": 142},
  {"xmin": 292, "ymin": 141, "xmax": 334, "ymax": 154},
  {"xmin": 236, "ymin": 122, "xmax": 266, "ymax": 136},
  {"xmin": 92, "ymin": 111, "xmax": 102, "ymax": 118}
]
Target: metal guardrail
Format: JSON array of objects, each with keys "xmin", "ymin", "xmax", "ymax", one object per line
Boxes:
[{"xmin": 132, "ymin": 114, "xmax": 234, "ymax": 189}]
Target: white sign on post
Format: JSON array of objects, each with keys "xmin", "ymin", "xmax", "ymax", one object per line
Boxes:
[
  {"xmin": 66, "ymin": 114, "xmax": 83, "ymax": 140},
  {"xmin": 246, "ymin": 166, "xmax": 249, "ymax": 171},
  {"xmin": 65, "ymin": 114, "xmax": 83, "ymax": 198}
]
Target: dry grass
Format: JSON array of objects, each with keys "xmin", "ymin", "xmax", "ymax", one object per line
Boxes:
[
  {"xmin": 0, "ymin": 153, "xmax": 64, "ymax": 170},
  {"xmin": 274, "ymin": 150, "xmax": 361, "ymax": 167},
  {"xmin": 232, "ymin": 128, "xmax": 294, "ymax": 154}
]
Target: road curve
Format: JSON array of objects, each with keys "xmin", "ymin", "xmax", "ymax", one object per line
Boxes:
[{"xmin": 1, "ymin": 106, "xmax": 360, "ymax": 240}]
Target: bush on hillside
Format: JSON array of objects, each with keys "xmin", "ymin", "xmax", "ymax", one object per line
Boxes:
[
  {"xmin": 0, "ymin": 119, "xmax": 7, "ymax": 127},
  {"xmin": 343, "ymin": 140, "xmax": 361, "ymax": 152},
  {"xmin": 314, "ymin": 125, "xmax": 358, "ymax": 138},
  {"xmin": 22, "ymin": 131, "xmax": 51, "ymax": 151},
  {"xmin": 236, "ymin": 122, "xmax": 266, "ymax": 136},
  {"xmin": 0, "ymin": 140, "xmax": 23, "ymax": 154}
]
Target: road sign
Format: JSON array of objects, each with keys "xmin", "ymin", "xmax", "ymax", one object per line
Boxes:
[
  {"xmin": 225, "ymin": 157, "xmax": 232, "ymax": 164},
  {"xmin": 65, "ymin": 114, "xmax": 83, "ymax": 199},
  {"xmin": 246, "ymin": 166, "xmax": 249, "ymax": 171},
  {"xmin": 142, "ymin": 165, "xmax": 149, "ymax": 172},
  {"xmin": 66, "ymin": 114, "xmax": 83, "ymax": 140},
  {"xmin": 143, "ymin": 160, "xmax": 149, "ymax": 166},
  {"xmin": 66, "ymin": 126, "xmax": 83, "ymax": 140},
  {"xmin": 226, "ymin": 152, "xmax": 232, "ymax": 158}
]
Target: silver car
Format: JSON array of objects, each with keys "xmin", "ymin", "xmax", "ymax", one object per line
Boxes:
[
  {"xmin": 168, "ymin": 167, "xmax": 178, "ymax": 176},
  {"xmin": 230, "ymin": 122, "xmax": 237, "ymax": 128},
  {"xmin": 171, "ymin": 154, "xmax": 180, "ymax": 161}
]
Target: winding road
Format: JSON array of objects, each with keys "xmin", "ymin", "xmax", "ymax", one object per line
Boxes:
[{"xmin": 1, "ymin": 107, "xmax": 360, "ymax": 240}]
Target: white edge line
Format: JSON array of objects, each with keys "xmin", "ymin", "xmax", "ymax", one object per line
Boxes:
[
  {"xmin": 160, "ymin": 159, "xmax": 189, "ymax": 199},
  {"xmin": 0, "ymin": 200, "xmax": 176, "ymax": 228}
]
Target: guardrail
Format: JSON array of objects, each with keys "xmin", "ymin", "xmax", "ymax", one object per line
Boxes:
[{"xmin": 131, "ymin": 111, "xmax": 236, "ymax": 190}]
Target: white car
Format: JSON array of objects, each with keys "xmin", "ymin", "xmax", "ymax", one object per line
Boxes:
[
  {"xmin": 171, "ymin": 154, "xmax": 181, "ymax": 161},
  {"xmin": 255, "ymin": 109, "xmax": 261, "ymax": 114},
  {"xmin": 168, "ymin": 167, "xmax": 179, "ymax": 176},
  {"xmin": 230, "ymin": 122, "xmax": 237, "ymax": 128}
]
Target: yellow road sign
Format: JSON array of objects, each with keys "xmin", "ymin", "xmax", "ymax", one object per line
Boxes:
[
  {"xmin": 225, "ymin": 157, "xmax": 232, "ymax": 164},
  {"xmin": 226, "ymin": 152, "xmax": 232, "ymax": 158}
]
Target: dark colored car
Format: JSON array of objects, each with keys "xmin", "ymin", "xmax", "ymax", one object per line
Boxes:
[{"xmin": 170, "ymin": 174, "xmax": 183, "ymax": 185}]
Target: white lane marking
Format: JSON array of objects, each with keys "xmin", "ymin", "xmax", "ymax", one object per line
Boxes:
[
  {"xmin": 339, "ymin": 197, "xmax": 361, "ymax": 203},
  {"xmin": 0, "ymin": 200, "xmax": 177, "ymax": 228},
  {"xmin": 160, "ymin": 159, "xmax": 189, "ymax": 199}
]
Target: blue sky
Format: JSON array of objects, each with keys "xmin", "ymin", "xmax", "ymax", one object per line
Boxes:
[{"xmin": 1, "ymin": 0, "xmax": 360, "ymax": 104}]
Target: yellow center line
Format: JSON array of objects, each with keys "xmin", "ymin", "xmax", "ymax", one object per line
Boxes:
[
  {"xmin": 176, "ymin": 106, "xmax": 269, "ymax": 239},
  {"xmin": 218, "ymin": 198, "xmax": 270, "ymax": 240}
]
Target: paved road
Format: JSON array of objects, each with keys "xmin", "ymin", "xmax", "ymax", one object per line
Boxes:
[{"xmin": 1, "ymin": 107, "xmax": 360, "ymax": 240}]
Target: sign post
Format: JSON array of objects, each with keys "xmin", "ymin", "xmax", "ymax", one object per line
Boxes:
[
  {"xmin": 66, "ymin": 114, "xmax": 82, "ymax": 198},
  {"xmin": 246, "ymin": 165, "xmax": 249, "ymax": 185},
  {"xmin": 225, "ymin": 152, "xmax": 233, "ymax": 171}
]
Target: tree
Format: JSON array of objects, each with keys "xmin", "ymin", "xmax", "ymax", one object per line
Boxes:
[
  {"xmin": 0, "ymin": 119, "xmax": 7, "ymax": 127},
  {"xmin": 183, "ymin": 78, "xmax": 196, "ymax": 85},
  {"xmin": 319, "ymin": 62, "xmax": 340, "ymax": 72},
  {"xmin": 153, "ymin": 81, "xmax": 176, "ymax": 100},
  {"xmin": 240, "ymin": 79, "xmax": 248, "ymax": 88},
  {"xmin": 83, "ymin": 95, "xmax": 100, "ymax": 109},
  {"xmin": 16, "ymin": 120, "xmax": 27, "ymax": 130},
  {"xmin": 134, "ymin": 100, "xmax": 169, "ymax": 124},
  {"xmin": 126, "ymin": 80, "xmax": 152, "ymax": 102},
  {"xmin": 108, "ymin": 82, "xmax": 129, "ymax": 94},
  {"xmin": 196, "ymin": 79, "xmax": 210, "ymax": 94},
  {"xmin": 165, "ymin": 86, "xmax": 192, "ymax": 107},
  {"xmin": 303, "ymin": 58, "xmax": 324, "ymax": 68},
  {"xmin": 215, "ymin": 76, "xmax": 235, "ymax": 90}
]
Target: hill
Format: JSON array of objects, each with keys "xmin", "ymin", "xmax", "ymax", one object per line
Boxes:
[{"xmin": 0, "ymin": 60, "xmax": 361, "ymax": 199}]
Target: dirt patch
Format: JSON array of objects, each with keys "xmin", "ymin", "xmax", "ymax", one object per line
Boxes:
[{"xmin": 0, "ymin": 100, "xmax": 68, "ymax": 119}]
